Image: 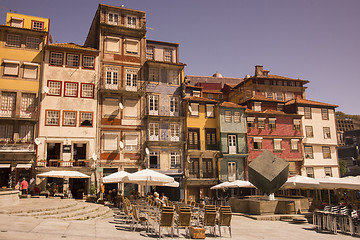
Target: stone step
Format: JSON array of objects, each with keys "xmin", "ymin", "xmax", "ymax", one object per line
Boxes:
[
  {"xmin": 64, "ymin": 205, "xmax": 112, "ymax": 220},
  {"xmin": 42, "ymin": 203, "xmax": 101, "ymax": 219},
  {"xmin": 2, "ymin": 199, "xmax": 77, "ymax": 214},
  {"xmin": 15, "ymin": 201, "xmax": 90, "ymax": 217}
]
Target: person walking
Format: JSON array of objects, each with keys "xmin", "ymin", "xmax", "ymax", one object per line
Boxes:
[{"xmin": 20, "ymin": 178, "xmax": 28, "ymax": 195}]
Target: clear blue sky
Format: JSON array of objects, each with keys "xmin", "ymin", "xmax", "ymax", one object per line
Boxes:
[{"xmin": 1, "ymin": 0, "xmax": 359, "ymax": 114}]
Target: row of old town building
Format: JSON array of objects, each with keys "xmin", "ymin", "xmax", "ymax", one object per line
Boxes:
[{"xmin": 0, "ymin": 4, "xmax": 340, "ymax": 201}]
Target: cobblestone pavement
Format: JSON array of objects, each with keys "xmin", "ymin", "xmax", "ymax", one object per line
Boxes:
[{"xmin": 0, "ymin": 198, "xmax": 355, "ymax": 240}]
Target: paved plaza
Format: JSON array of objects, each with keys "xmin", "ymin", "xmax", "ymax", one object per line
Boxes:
[{"xmin": 0, "ymin": 198, "xmax": 355, "ymax": 240}]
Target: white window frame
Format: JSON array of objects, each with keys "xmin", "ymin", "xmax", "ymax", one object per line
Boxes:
[
  {"xmin": 1, "ymin": 92, "xmax": 16, "ymax": 117},
  {"xmin": 48, "ymin": 80, "xmax": 62, "ymax": 96},
  {"xmin": 83, "ymin": 55, "xmax": 95, "ymax": 69},
  {"xmin": 20, "ymin": 93, "xmax": 35, "ymax": 118},
  {"xmin": 206, "ymin": 104, "xmax": 215, "ymax": 118},
  {"xmin": 169, "ymin": 96, "xmax": 179, "ymax": 116},
  {"xmin": 324, "ymin": 167, "xmax": 332, "ymax": 177},
  {"xmin": 63, "ymin": 111, "xmax": 77, "ymax": 126},
  {"xmin": 3, "ymin": 60, "xmax": 20, "ymax": 76},
  {"xmin": 253, "ymin": 102, "xmax": 261, "ymax": 111},
  {"xmin": 146, "ymin": 47, "xmax": 154, "ymax": 60},
  {"xmin": 304, "ymin": 146, "xmax": 314, "ymax": 159},
  {"xmin": 105, "ymin": 67, "xmax": 118, "ymax": 89},
  {"xmin": 148, "ymin": 95, "xmax": 159, "ymax": 115},
  {"xmin": 228, "ymin": 162, "xmax": 236, "ymax": 181},
  {"xmin": 322, "ymin": 108, "xmax": 329, "ymax": 120},
  {"xmin": 228, "ymin": 135, "xmax": 237, "ymax": 154},
  {"xmin": 108, "ymin": 13, "xmax": 119, "ymax": 25},
  {"xmin": 80, "ymin": 112, "xmax": 93, "ymax": 127},
  {"xmin": 304, "ymin": 107, "xmax": 312, "ymax": 119},
  {"xmin": 225, "ymin": 111, "xmax": 232, "ymax": 122},
  {"xmin": 269, "ymin": 118, "xmax": 276, "ymax": 129},
  {"xmin": 305, "ymin": 126, "xmax": 314, "ymax": 138},
  {"xmin": 64, "ymin": 82, "xmax": 78, "ymax": 97},
  {"xmin": 66, "ymin": 54, "xmax": 79, "ymax": 68},
  {"xmin": 257, "ymin": 118, "xmax": 265, "ymax": 129},
  {"xmin": 32, "ymin": 21, "xmax": 43, "ymax": 30},
  {"xmin": 170, "ymin": 124, "xmax": 180, "ymax": 141},
  {"xmin": 293, "ymin": 119, "xmax": 301, "ymax": 130},
  {"xmin": 103, "ymin": 133, "xmax": 118, "ymax": 151},
  {"xmin": 170, "ymin": 152, "xmax": 181, "ymax": 169},
  {"xmin": 306, "ymin": 167, "xmax": 314, "ymax": 178},
  {"xmin": 168, "ymin": 70, "xmax": 179, "ymax": 85},
  {"xmin": 290, "ymin": 139, "xmax": 299, "ymax": 151},
  {"xmin": 323, "ymin": 127, "xmax": 331, "ymax": 139},
  {"xmin": 50, "ymin": 52, "xmax": 63, "ymax": 66},
  {"xmin": 124, "ymin": 134, "xmax": 138, "ymax": 151},
  {"xmin": 46, "ymin": 110, "xmax": 60, "ymax": 126},
  {"xmin": 234, "ymin": 112, "xmax": 241, "ymax": 123},
  {"xmin": 190, "ymin": 103, "xmax": 199, "ymax": 116},
  {"xmin": 164, "ymin": 49, "xmax": 173, "ymax": 62},
  {"xmin": 26, "ymin": 37, "xmax": 40, "ymax": 49},
  {"xmin": 81, "ymin": 83, "xmax": 94, "ymax": 98},
  {"xmin": 273, "ymin": 139, "xmax": 282, "ymax": 151},
  {"xmin": 127, "ymin": 16, "xmax": 137, "ymax": 28},
  {"xmin": 125, "ymin": 69, "xmax": 138, "ymax": 91},
  {"xmin": 322, "ymin": 146, "xmax": 331, "ymax": 159},
  {"xmin": 149, "ymin": 123, "xmax": 159, "ymax": 141}
]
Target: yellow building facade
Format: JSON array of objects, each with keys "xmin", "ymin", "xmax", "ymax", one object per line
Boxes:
[
  {"xmin": 0, "ymin": 13, "xmax": 48, "ymax": 187},
  {"xmin": 183, "ymin": 93, "xmax": 220, "ymax": 202}
]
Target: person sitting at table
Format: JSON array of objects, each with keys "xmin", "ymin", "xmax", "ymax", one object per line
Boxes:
[{"xmin": 154, "ymin": 192, "xmax": 166, "ymax": 206}]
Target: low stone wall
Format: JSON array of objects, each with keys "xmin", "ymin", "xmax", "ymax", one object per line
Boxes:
[
  {"xmin": 230, "ymin": 196, "xmax": 310, "ymax": 215},
  {"xmin": 0, "ymin": 189, "xmax": 19, "ymax": 207}
]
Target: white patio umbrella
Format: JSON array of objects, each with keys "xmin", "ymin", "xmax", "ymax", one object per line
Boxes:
[
  {"xmin": 162, "ymin": 181, "xmax": 180, "ymax": 188},
  {"xmin": 210, "ymin": 181, "xmax": 231, "ymax": 190},
  {"xmin": 102, "ymin": 171, "xmax": 130, "ymax": 184},
  {"xmin": 122, "ymin": 169, "xmax": 175, "ymax": 186},
  {"xmin": 226, "ymin": 180, "xmax": 255, "ymax": 188},
  {"xmin": 282, "ymin": 175, "xmax": 320, "ymax": 189},
  {"xmin": 319, "ymin": 176, "xmax": 360, "ymax": 190},
  {"xmin": 37, "ymin": 170, "xmax": 90, "ymax": 178}
]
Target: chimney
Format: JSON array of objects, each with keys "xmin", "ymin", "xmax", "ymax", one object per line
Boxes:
[{"xmin": 255, "ymin": 65, "xmax": 263, "ymax": 77}]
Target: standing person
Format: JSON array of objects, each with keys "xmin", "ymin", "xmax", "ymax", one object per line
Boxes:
[{"xmin": 20, "ymin": 178, "xmax": 28, "ymax": 195}]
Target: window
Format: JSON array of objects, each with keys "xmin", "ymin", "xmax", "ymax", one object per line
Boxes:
[
  {"xmin": 149, "ymin": 123, "xmax": 159, "ymax": 141},
  {"xmin": 46, "ymin": 143, "xmax": 61, "ymax": 161},
  {"xmin": 50, "ymin": 52, "xmax": 63, "ymax": 66},
  {"xmin": 73, "ymin": 143, "xmax": 87, "ymax": 161},
  {"xmin": 228, "ymin": 135, "xmax": 237, "ymax": 154},
  {"xmin": 206, "ymin": 104, "xmax": 215, "ymax": 118},
  {"xmin": 266, "ymin": 92, "xmax": 273, "ymax": 99},
  {"xmin": 274, "ymin": 139, "xmax": 282, "ymax": 151},
  {"xmin": 83, "ymin": 56, "xmax": 95, "ymax": 69},
  {"xmin": 81, "ymin": 83, "xmax": 94, "ymax": 98},
  {"xmin": 264, "ymin": 80, "xmax": 270, "ymax": 85},
  {"xmin": 304, "ymin": 107, "xmax": 312, "ymax": 119},
  {"xmin": 148, "ymin": 68, "xmax": 159, "ymax": 82},
  {"xmin": 285, "ymin": 92, "xmax": 294, "ymax": 101},
  {"xmin": 6, "ymin": 34, "xmax": 21, "ymax": 47},
  {"xmin": 26, "ymin": 37, "xmax": 40, "ymax": 49},
  {"xmin": 323, "ymin": 127, "xmax": 331, "ymax": 139},
  {"xmin": 304, "ymin": 146, "xmax": 313, "ymax": 159},
  {"xmin": 202, "ymin": 158, "xmax": 214, "ymax": 178},
  {"xmin": 168, "ymin": 70, "xmax": 179, "ymax": 85},
  {"xmin": 170, "ymin": 152, "xmax": 181, "ymax": 168},
  {"xmin": 276, "ymin": 92, "xmax": 283, "ymax": 101},
  {"xmin": 105, "ymin": 67, "xmax": 118, "ymax": 89},
  {"xmin": 269, "ymin": 118, "xmax": 276, "ymax": 129},
  {"xmin": 291, "ymin": 139, "xmax": 299, "ymax": 151},
  {"xmin": 105, "ymin": 38, "xmax": 120, "ymax": 52},
  {"xmin": 306, "ymin": 167, "xmax": 314, "ymax": 178},
  {"xmin": 170, "ymin": 124, "xmax": 180, "ymax": 141},
  {"xmin": 127, "ymin": 16, "xmax": 137, "ymax": 28},
  {"xmin": 126, "ymin": 69, "xmax": 138, "ymax": 90},
  {"xmin": 20, "ymin": 93, "xmax": 35, "ymax": 118},
  {"xmin": 289, "ymin": 81, "xmax": 296, "ymax": 87},
  {"xmin": 23, "ymin": 63, "xmax": 38, "ymax": 79},
  {"xmin": 124, "ymin": 134, "xmax": 138, "ymax": 151},
  {"xmin": 205, "ymin": 128, "xmax": 217, "ymax": 150},
  {"xmin": 253, "ymin": 102, "xmax": 261, "ymax": 111},
  {"xmin": 293, "ymin": 119, "xmax": 301, "ymax": 130},
  {"xmin": 207, "ymin": 94, "xmax": 213, "ymax": 99},
  {"xmin": 48, "ymin": 80, "xmax": 62, "ymax": 96},
  {"xmin": 80, "ymin": 112, "xmax": 93, "ymax": 127},
  {"xmin": 277, "ymin": 103, "xmax": 284, "ymax": 111},
  {"xmin": 190, "ymin": 103, "xmax": 199, "ymax": 116},
  {"xmin": 0, "ymin": 92, "xmax": 16, "ymax": 117},
  {"xmin": 189, "ymin": 158, "xmax": 199, "ymax": 178},
  {"xmin": 66, "ymin": 54, "xmax": 79, "ymax": 68},
  {"xmin": 64, "ymin": 82, "xmax": 78, "ymax": 97},
  {"xmin": 322, "ymin": 146, "xmax": 331, "ymax": 159},
  {"xmin": 188, "ymin": 128, "xmax": 200, "ymax": 150},
  {"xmin": 0, "ymin": 124, "xmax": 13, "ymax": 141},
  {"xmin": 103, "ymin": 133, "xmax": 118, "ymax": 151},
  {"xmin": 225, "ymin": 111, "xmax": 232, "ymax": 122},
  {"xmin": 257, "ymin": 118, "xmax": 265, "ymax": 129},
  {"xmin": 148, "ymin": 95, "xmax": 159, "ymax": 115},
  {"xmin": 288, "ymin": 162, "xmax": 297, "ymax": 176},
  {"xmin": 124, "ymin": 99, "xmax": 138, "ymax": 117},
  {"xmin": 169, "ymin": 97, "xmax": 179, "ymax": 116},
  {"xmin": 31, "ymin": 21, "xmax": 44, "ymax": 30},
  {"xmin": 305, "ymin": 126, "xmax": 313, "ymax": 138},
  {"xmin": 10, "ymin": 17, "xmax": 23, "ymax": 28},
  {"xmin": 46, "ymin": 110, "xmax": 60, "ymax": 126},
  {"xmin": 253, "ymin": 137, "xmax": 262, "ymax": 150},
  {"xmin": 63, "ymin": 111, "xmax": 76, "ymax": 126},
  {"xmin": 149, "ymin": 152, "xmax": 159, "ymax": 168},
  {"xmin": 324, "ymin": 167, "xmax": 332, "ymax": 177},
  {"xmin": 3, "ymin": 60, "xmax": 20, "ymax": 76},
  {"xmin": 146, "ymin": 47, "xmax": 154, "ymax": 60},
  {"xmin": 228, "ymin": 162, "xmax": 236, "ymax": 181},
  {"xmin": 164, "ymin": 49, "xmax": 173, "ymax": 62},
  {"xmin": 125, "ymin": 39, "xmax": 138, "ymax": 54},
  {"xmin": 19, "ymin": 124, "xmax": 33, "ymax": 142},
  {"xmin": 192, "ymin": 90, "xmax": 201, "ymax": 97},
  {"xmin": 234, "ymin": 112, "xmax": 241, "ymax": 123},
  {"xmin": 108, "ymin": 13, "xmax": 119, "ymax": 25},
  {"xmin": 322, "ymin": 108, "xmax": 329, "ymax": 120},
  {"xmin": 247, "ymin": 117, "xmax": 255, "ymax": 128}
]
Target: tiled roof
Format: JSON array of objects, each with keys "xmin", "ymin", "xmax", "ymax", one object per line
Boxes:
[
  {"xmin": 285, "ymin": 98, "xmax": 338, "ymax": 108},
  {"xmin": 183, "ymin": 96, "xmax": 218, "ymax": 103},
  {"xmin": 224, "ymin": 84, "xmax": 237, "ymax": 88},
  {"xmin": 220, "ymin": 102, "xmax": 246, "ymax": 108},
  {"xmin": 47, "ymin": 43, "xmax": 98, "ymax": 51},
  {"xmin": 245, "ymin": 108, "xmax": 299, "ymax": 117},
  {"xmin": 203, "ymin": 89, "xmax": 223, "ymax": 94},
  {"xmin": 248, "ymin": 95, "xmax": 284, "ymax": 102},
  {"xmin": 185, "ymin": 84, "xmax": 202, "ymax": 89}
]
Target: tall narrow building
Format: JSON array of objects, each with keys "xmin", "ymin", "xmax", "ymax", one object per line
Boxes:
[
  {"xmin": 85, "ymin": 4, "xmax": 147, "ymax": 192},
  {"xmin": 0, "ymin": 13, "xmax": 49, "ymax": 187}
]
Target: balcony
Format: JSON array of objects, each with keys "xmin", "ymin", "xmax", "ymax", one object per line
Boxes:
[
  {"xmin": 37, "ymin": 159, "xmax": 90, "ymax": 168},
  {"xmin": 98, "ymin": 79, "xmax": 145, "ymax": 96},
  {"xmin": 0, "ymin": 142, "xmax": 35, "ymax": 152},
  {"xmin": 144, "ymin": 106, "xmax": 184, "ymax": 121},
  {"xmin": 100, "ymin": 21, "xmax": 146, "ymax": 37}
]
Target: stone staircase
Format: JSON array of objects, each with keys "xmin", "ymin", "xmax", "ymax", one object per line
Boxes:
[{"xmin": 1, "ymin": 198, "xmax": 112, "ymax": 221}]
